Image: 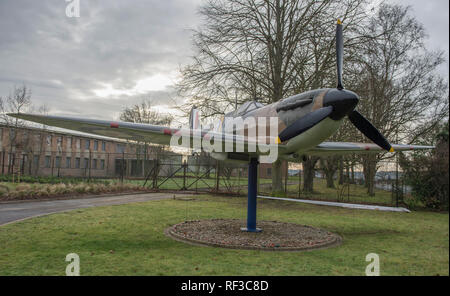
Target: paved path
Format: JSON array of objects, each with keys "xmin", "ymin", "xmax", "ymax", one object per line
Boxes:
[
  {"xmin": 0, "ymin": 192, "xmax": 190, "ymax": 226},
  {"xmin": 258, "ymin": 195, "xmax": 410, "ymax": 212}
]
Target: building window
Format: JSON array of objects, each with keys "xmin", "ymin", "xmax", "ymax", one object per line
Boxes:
[
  {"xmin": 33, "ymin": 155, "xmax": 40, "ymax": 168},
  {"xmin": 85, "ymin": 139, "xmax": 90, "ymax": 150},
  {"xmin": 66, "ymin": 137, "xmax": 72, "ymax": 149},
  {"xmin": 45, "ymin": 156, "xmax": 51, "ymax": 168},
  {"xmin": 84, "ymin": 158, "xmax": 89, "ymax": 168},
  {"xmin": 8, "ymin": 153, "xmax": 13, "ymax": 167},
  {"xmin": 57, "ymin": 137, "xmax": 62, "ymax": 148},
  {"xmin": 9, "ymin": 128, "xmax": 16, "ymax": 140},
  {"xmin": 75, "ymin": 158, "xmax": 80, "ymax": 168},
  {"xmin": 102, "ymin": 141, "xmax": 106, "ymax": 151},
  {"xmin": 94, "ymin": 140, "xmax": 98, "ymax": 151},
  {"xmin": 116, "ymin": 144, "xmax": 125, "ymax": 153},
  {"xmin": 267, "ymin": 167, "xmax": 272, "ymax": 177},
  {"xmin": 100, "ymin": 159, "xmax": 105, "ymax": 170},
  {"xmin": 92, "ymin": 159, "xmax": 97, "ymax": 169},
  {"xmin": 76, "ymin": 139, "xmax": 81, "ymax": 149},
  {"xmin": 55, "ymin": 156, "xmax": 61, "ymax": 168},
  {"xmin": 66, "ymin": 157, "xmax": 71, "ymax": 168},
  {"xmin": 46, "ymin": 135, "xmax": 52, "ymax": 146}
]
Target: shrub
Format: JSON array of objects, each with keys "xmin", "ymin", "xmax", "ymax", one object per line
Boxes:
[
  {"xmin": 74, "ymin": 184, "xmax": 87, "ymax": 194},
  {"xmin": 36, "ymin": 189, "xmax": 50, "ymax": 197},
  {"xmin": 1, "ymin": 179, "xmax": 146, "ymax": 200},
  {"xmin": 0, "ymin": 175, "xmax": 114, "ymax": 185},
  {"xmin": 0, "ymin": 185, "xmax": 10, "ymax": 197},
  {"xmin": 401, "ymin": 139, "xmax": 449, "ymax": 211},
  {"xmin": 15, "ymin": 184, "xmax": 32, "ymax": 191}
]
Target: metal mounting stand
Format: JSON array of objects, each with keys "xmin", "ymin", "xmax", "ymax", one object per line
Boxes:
[{"xmin": 241, "ymin": 157, "xmax": 262, "ymax": 232}]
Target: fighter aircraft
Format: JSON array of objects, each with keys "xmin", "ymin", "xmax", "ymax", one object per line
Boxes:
[{"xmin": 8, "ymin": 20, "xmax": 433, "ymax": 164}]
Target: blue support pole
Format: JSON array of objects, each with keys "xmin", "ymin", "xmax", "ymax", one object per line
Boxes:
[{"xmin": 241, "ymin": 158, "xmax": 262, "ymax": 232}]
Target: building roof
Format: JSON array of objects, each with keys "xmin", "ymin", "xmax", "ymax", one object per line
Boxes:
[{"xmin": 0, "ymin": 123, "xmax": 128, "ymax": 143}]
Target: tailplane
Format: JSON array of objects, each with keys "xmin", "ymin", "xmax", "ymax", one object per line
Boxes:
[{"xmin": 189, "ymin": 106, "xmax": 200, "ymax": 130}]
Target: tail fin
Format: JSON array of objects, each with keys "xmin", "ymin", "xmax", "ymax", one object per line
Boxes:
[{"xmin": 189, "ymin": 106, "xmax": 200, "ymax": 130}]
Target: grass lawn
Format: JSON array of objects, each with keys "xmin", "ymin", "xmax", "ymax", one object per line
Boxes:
[
  {"xmin": 123, "ymin": 175, "xmax": 273, "ymax": 191},
  {"xmin": 126, "ymin": 176, "xmax": 397, "ymax": 208},
  {"xmin": 0, "ymin": 194, "xmax": 447, "ymax": 275},
  {"xmin": 256, "ymin": 177, "xmax": 397, "ymax": 206},
  {"xmin": 285, "ymin": 178, "xmax": 396, "ymax": 206}
]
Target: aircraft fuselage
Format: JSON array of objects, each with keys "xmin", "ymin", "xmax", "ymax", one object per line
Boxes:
[{"xmin": 214, "ymin": 88, "xmax": 358, "ymax": 160}]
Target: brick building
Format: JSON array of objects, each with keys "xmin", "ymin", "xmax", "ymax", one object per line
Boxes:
[
  {"xmin": 0, "ymin": 124, "xmax": 286, "ymax": 181},
  {"xmin": 0, "ymin": 125, "xmax": 160, "ymax": 178}
]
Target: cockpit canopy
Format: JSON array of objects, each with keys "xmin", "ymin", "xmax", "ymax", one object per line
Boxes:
[{"xmin": 225, "ymin": 100, "xmax": 264, "ymax": 117}]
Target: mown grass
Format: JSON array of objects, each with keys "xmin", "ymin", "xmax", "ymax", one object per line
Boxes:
[
  {"xmin": 123, "ymin": 176, "xmax": 273, "ymax": 190},
  {"xmin": 0, "ymin": 194, "xmax": 447, "ymax": 275},
  {"xmin": 287, "ymin": 178, "xmax": 395, "ymax": 205},
  {"xmin": 256, "ymin": 177, "xmax": 396, "ymax": 206},
  {"xmin": 123, "ymin": 176, "xmax": 397, "ymax": 207}
]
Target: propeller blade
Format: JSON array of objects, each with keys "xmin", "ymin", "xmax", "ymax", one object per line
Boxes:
[
  {"xmin": 348, "ymin": 110, "xmax": 394, "ymax": 152},
  {"xmin": 279, "ymin": 106, "xmax": 333, "ymax": 142},
  {"xmin": 336, "ymin": 19, "xmax": 344, "ymax": 90}
]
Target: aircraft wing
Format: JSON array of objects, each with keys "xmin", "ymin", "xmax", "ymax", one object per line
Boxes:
[
  {"xmin": 305, "ymin": 142, "xmax": 434, "ymax": 155},
  {"xmin": 8, "ymin": 113, "xmax": 175, "ymax": 145},
  {"xmin": 7, "ymin": 113, "xmax": 286, "ymax": 156}
]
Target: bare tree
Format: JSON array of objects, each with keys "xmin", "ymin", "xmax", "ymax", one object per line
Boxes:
[
  {"xmin": 178, "ymin": 0, "xmax": 368, "ymax": 193},
  {"xmin": 0, "ymin": 85, "xmax": 33, "ymax": 152},
  {"xmin": 119, "ymin": 99, "xmax": 173, "ymax": 126},
  {"xmin": 347, "ymin": 4, "xmax": 449, "ymax": 196},
  {"xmin": 0, "ymin": 85, "xmax": 32, "ymax": 125},
  {"xmin": 319, "ymin": 155, "xmax": 341, "ymax": 188},
  {"xmin": 302, "ymin": 156, "xmax": 319, "ymax": 193},
  {"xmin": 119, "ymin": 99, "xmax": 174, "ymax": 176}
]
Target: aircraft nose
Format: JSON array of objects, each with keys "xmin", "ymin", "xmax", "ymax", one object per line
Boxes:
[{"xmin": 323, "ymin": 89, "xmax": 359, "ymax": 120}]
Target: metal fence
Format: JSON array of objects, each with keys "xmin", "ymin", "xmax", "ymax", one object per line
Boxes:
[{"xmin": 0, "ymin": 149, "xmax": 408, "ymax": 206}]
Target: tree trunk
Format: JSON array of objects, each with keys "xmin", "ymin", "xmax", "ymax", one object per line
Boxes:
[
  {"xmin": 326, "ymin": 172, "xmax": 335, "ymax": 188},
  {"xmin": 320, "ymin": 157, "xmax": 338, "ymax": 189},
  {"xmin": 346, "ymin": 161, "xmax": 350, "ymax": 183},
  {"xmin": 363, "ymin": 160, "xmax": 369, "ymax": 188},
  {"xmin": 362, "ymin": 155, "xmax": 377, "ymax": 196},
  {"xmin": 303, "ymin": 157, "xmax": 319, "ymax": 193},
  {"xmin": 338, "ymin": 158, "xmax": 344, "ymax": 185},
  {"xmin": 350, "ymin": 161, "xmax": 355, "ymax": 183},
  {"xmin": 271, "ymin": 159, "xmax": 284, "ymax": 194}
]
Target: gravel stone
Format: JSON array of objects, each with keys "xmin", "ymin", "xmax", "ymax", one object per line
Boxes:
[{"xmin": 165, "ymin": 219, "xmax": 342, "ymax": 251}]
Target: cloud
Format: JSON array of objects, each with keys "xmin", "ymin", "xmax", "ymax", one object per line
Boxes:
[
  {"xmin": 0, "ymin": 0, "xmax": 447, "ymax": 124},
  {"xmin": 390, "ymin": 0, "xmax": 449, "ymax": 76},
  {"xmin": 0, "ymin": 0, "xmax": 201, "ymax": 120}
]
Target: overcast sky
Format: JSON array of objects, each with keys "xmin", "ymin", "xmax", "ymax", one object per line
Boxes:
[{"xmin": 0, "ymin": 0, "xmax": 448, "ymax": 124}]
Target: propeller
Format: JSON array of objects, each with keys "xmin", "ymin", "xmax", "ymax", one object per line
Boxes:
[
  {"xmin": 348, "ymin": 110, "xmax": 394, "ymax": 152},
  {"xmin": 336, "ymin": 19, "xmax": 344, "ymax": 90},
  {"xmin": 334, "ymin": 19, "xmax": 392, "ymax": 152},
  {"xmin": 277, "ymin": 19, "xmax": 394, "ymax": 153}
]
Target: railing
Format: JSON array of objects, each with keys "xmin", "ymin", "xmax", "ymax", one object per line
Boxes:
[{"xmin": 0, "ymin": 149, "xmax": 407, "ymax": 207}]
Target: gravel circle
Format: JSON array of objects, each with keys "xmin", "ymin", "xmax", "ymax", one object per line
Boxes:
[{"xmin": 165, "ymin": 219, "xmax": 342, "ymax": 251}]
